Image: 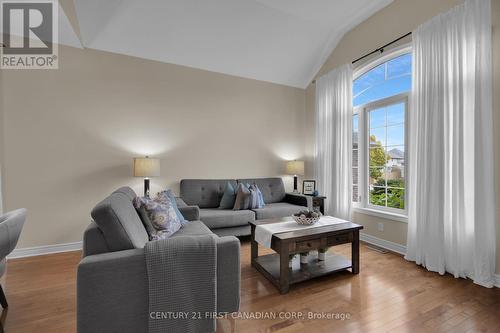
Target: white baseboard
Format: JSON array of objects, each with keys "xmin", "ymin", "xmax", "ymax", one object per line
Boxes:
[
  {"xmin": 7, "ymin": 241, "xmax": 82, "ymax": 259},
  {"xmin": 360, "ymin": 233, "xmax": 407, "ymax": 255}
]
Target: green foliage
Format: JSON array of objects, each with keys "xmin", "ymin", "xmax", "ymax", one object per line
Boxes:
[
  {"xmin": 373, "ymin": 179, "xmax": 404, "ymax": 189},
  {"xmin": 369, "ymin": 135, "xmax": 389, "ymax": 179},
  {"xmin": 370, "ymin": 191, "xmax": 387, "ymax": 206},
  {"xmin": 370, "ymin": 179, "xmax": 405, "ymax": 209},
  {"xmin": 387, "ymin": 188, "xmax": 405, "ymax": 209}
]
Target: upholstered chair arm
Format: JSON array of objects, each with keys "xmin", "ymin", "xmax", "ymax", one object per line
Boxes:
[
  {"xmin": 215, "ymin": 236, "xmax": 240, "ymax": 313},
  {"xmin": 175, "ymin": 197, "xmax": 200, "ymax": 221},
  {"xmin": 77, "ymin": 248, "xmax": 148, "ymax": 333},
  {"xmin": 175, "ymin": 197, "xmax": 188, "ymax": 207},
  {"xmin": 77, "ymin": 236, "xmax": 240, "ymax": 333},
  {"xmin": 284, "ymin": 193, "xmax": 310, "ymax": 208},
  {"xmin": 178, "ymin": 205, "xmax": 200, "ymax": 221}
]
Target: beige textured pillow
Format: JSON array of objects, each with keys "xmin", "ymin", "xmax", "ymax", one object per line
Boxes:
[{"xmin": 233, "ymin": 183, "xmax": 251, "ymax": 210}]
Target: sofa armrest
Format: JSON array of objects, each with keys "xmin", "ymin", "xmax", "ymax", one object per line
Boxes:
[
  {"xmin": 216, "ymin": 236, "xmax": 240, "ymax": 313},
  {"xmin": 178, "ymin": 205, "xmax": 200, "ymax": 221},
  {"xmin": 77, "ymin": 248, "xmax": 148, "ymax": 333},
  {"xmin": 175, "ymin": 197, "xmax": 188, "ymax": 207},
  {"xmin": 284, "ymin": 193, "xmax": 310, "ymax": 207}
]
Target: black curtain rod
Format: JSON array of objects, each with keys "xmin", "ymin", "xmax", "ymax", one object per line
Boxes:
[
  {"xmin": 352, "ymin": 31, "xmax": 412, "ymax": 64},
  {"xmin": 312, "ymin": 31, "xmax": 412, "ymax": 84}
]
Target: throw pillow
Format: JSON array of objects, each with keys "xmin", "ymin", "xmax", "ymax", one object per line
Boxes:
[
  {"xmin": 133, "ymin": 196, "xmax": 182, "ymax": 239},
  {"xmin": 255, "ymin": 184, "xmax": 265, "ymax": 207},
  {"xmin": 219, "ymin": 182, "xmax": 236, "ymax": 209},
  {"xmin": 135, "ymin": 206, "xmax": 157, "ymax": 240},
  {"xmin": 156, "ymin": 189, "xmax": 188, "ymax": 225},
  {"xmin": 249, "ymin": 184, "xmax": 265, "ymax": 209},
  {"xmin": 246, "ymin": 183, "xmax": 265, "ymax": 208},
  {"xmin": 233, "ymin": 183, "xmax": 251, "ymax": 210}
]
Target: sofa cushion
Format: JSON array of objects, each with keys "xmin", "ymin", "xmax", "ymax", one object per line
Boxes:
[
  {"xmin": 252, "ymin": 202, "xmax": 305, "ymax": 220},
  {"xmin": 91, "ymin": 188, "xmax": 149, "ymax": 252},
  {"xmin": 135, "ymin": 206, "xmax": 157, "ymax": 240},
  {"xmin": 238, "ymin": 178, "xmax": 286, "ymax": 204},
  {"xmin": 180, "ymin": 179, "xmax": 237, "ymax": 208},
  {"xmin": 112, "ymin": 186, "xmax": 137, "ymax": 202},
  {"xmin": 171, "ymin": 221, "xmax": 213, "ymax": 237},
  {"xmin": 199, "ymin": 208, "xmax": 255, "ymax": 229},
  {"xmin": 211, "ymin": 225, "xmax": 251, "ymax": 237}
]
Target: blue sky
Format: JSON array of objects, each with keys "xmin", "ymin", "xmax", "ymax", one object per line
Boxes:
[
  {"xmin": 353, "ymin": 53, "xmax": 411, "ymax": 107},
  {"xmin": 353, "ymin": 53, "xmax": 411, "ymax": 151}
]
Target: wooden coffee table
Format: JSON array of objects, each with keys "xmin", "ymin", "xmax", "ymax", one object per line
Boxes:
[{"xmin": 249, "ymin": 216, "xmax": 363, "ymax": 294}]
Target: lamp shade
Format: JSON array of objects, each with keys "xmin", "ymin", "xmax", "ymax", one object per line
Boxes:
[
  {"xmin": 286, "ymin": 160, "xmax": 304, "ymax": 176},
  {"xmin": 134, "ymin": 157, "xmax": 160, "ymax": 177}
]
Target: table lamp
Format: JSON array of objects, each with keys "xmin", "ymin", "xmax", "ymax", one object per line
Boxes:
[
  {"xmin": 286, "ymin": 160, "xmax": 304, "ymax": 193},
  {"xmin": 134, "ymin": 156, "xmax": 160, "ymax": 197}
]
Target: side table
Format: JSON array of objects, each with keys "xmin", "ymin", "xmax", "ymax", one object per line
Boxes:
[{"xmin": 305, "ymin": 195, "xmax": 326, "ymax": 214}]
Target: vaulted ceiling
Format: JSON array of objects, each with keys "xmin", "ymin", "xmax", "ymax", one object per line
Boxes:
[{"xmin": 6, "ymin": 0, "xmax": 394, "ymax": 88}]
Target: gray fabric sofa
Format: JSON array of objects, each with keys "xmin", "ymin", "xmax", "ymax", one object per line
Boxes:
[
  {"xmin": 77, "ymin": 187, "xmax": 240, "ymax": 333},
  {"xmin": 180, "ymin": 178, "xmax": 309, "ymax": 237}
]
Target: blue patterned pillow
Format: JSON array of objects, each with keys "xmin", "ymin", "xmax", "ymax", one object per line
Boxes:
[
  {"xmin": 253, "ymin": 184, "xmax": 265, "ymax": 207},
  {"xmin": 133, "ymin": 196, "xmax": 182, "ymax": 239},
  {"xmin": 249, "ymin": 184, "xmax": 265, "ymax": 209},
  {"xmin": 219, "ymin": 182, "xmax": 236, "ymax": 209},
  {"xmin": 156, "ymin": 190, "xmax": 188, "ymax": 225}
]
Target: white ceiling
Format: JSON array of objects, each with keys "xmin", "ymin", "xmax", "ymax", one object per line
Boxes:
[
  {"xmin": 73, "ymin": 0, "xmax": 393, "ymax": 88},
  {"xmin": 3, "ymin": 0, "xmax": 393, "ymax": 88}
]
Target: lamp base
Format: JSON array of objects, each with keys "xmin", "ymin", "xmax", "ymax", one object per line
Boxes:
[
  {"xmin": 144, "ymin": 178, "xmax": 150, "ymax": 197},
  {"xmin": 293, "ymin": 175, "xmax": 299, "ymax": 193}
]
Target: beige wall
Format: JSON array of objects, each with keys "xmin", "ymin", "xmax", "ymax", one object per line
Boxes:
[
  {"xmin": 0, "ymin": 70, "xmax": 3, "ymax": 214},
  {"xmin": 0, "ymin": 45, "xmax": 307, "ymax": 248},
  {"xmin": 308, "ymin": 0, "xmax": 500, "ymax": 273}
]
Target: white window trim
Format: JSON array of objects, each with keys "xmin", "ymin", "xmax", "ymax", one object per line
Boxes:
[
  {"xmin": 352, "ymin": 45, "xmax": 411, "ymax": 223},
  {"xmin": 353, "ymin": 206, "xmax": 408, "ymax": 223}
]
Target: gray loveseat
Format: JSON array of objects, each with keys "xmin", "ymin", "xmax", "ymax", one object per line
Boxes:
[
  {"xmin": 77, "ymin": 187, "xmax": 240, "ymax": 333},
  {"xmin": 179, "ymin": 178, "xmax": 309, "ymax": 237}
]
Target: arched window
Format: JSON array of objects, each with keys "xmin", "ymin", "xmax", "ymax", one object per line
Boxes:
[
  {"xmin": 353, "ymin": 52, "xmax": 411, "ymax": 107},
  {"xmin": 352, "ymin": 46, "xmax": 411, "ymax": 217}
]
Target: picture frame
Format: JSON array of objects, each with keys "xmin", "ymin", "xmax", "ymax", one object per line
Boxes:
[{"xmin": 302, "ymin": 180, "xmax": 316, "ymax": 195}]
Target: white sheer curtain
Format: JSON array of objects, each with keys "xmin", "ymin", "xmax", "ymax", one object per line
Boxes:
[
  {"xmin": 314, "ymin": 64, "xmax": 353, "ymax": 220},
  {"xmin": 0, "ymin": 170, "xmax": 3, "ymax": 214},
  {"xmin": 406, "ymin": 0, "xmax": 495, "ymax": 287}
]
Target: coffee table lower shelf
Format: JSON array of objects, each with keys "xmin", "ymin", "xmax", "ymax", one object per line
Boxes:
[{"xmin": 253, "ymin": 252, "xmax": 352, "ymax": 287}]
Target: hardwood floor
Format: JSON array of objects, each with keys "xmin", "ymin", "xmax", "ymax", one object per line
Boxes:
[{"xmin": 1, "ymin": 241, "xmax": 500, "ymax": 333}]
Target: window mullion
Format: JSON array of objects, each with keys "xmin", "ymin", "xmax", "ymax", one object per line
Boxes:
[
  {"xmin": 384, "ymin": 106, "xmax": 388, "ymax": 207},
  {"xmin": 361, "ymin": 107, "xmax": 367, "ymax": 208}
]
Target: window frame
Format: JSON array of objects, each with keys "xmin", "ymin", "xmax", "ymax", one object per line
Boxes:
[{"xmin": 352, "ymin": 44, "xmax": 411, "ymax": 221}]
